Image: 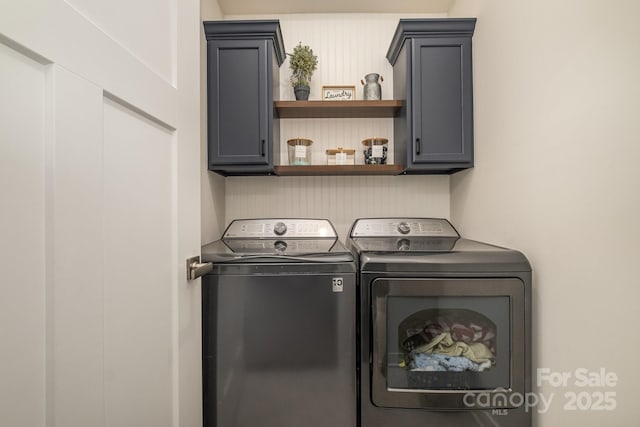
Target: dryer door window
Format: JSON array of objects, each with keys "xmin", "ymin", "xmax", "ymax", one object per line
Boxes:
[{"xmin": 370, "ymin": 278, "xmax": 525, "ymax": 410}]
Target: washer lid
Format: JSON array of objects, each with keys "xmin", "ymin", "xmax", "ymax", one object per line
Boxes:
[
  {"xmin": 355, "ymin": 239, "xmax": 531, "ymax": 272},
  {"xmin": 346, "ymin": 218, "xmax": 531, "ymax": 272}
]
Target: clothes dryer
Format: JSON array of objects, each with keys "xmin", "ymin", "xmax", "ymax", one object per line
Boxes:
[{"xmin": 346, "ymin": 218, "xmax": 532, "ymax": 427}]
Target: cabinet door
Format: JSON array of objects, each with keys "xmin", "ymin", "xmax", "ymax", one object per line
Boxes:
[
  {"xmin": 208, "ymin": 39, "xmax": 269, "ymax": 166},
  {"xmin": 411, "ymin": 37, "xmax": 473, "ymax": 165}
]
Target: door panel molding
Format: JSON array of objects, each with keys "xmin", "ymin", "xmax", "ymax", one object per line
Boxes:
[
  {"xmin": 0, "ymin": 0, "xmax": 177, "ymax": 126},
  {"xmin": 46, "ymin": 65, "xmax": 105, "ymax": 426},
  {"xmin": 0, "ymin": 39, "xmax": 48, "ymax": 427}
]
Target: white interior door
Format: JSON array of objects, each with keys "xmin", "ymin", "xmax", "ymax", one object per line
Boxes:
[{"xmin": 0, "ymin": 0, "xmax": 202, "ymax": 426}]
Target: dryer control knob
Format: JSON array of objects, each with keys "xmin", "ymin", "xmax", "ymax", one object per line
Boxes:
[
  {"xmin": 274, "ymin": 222, "xmax": 287, "ymax": 236},
  {"xmin": 397, "ymin": 222, "xmax": 411, "ymax": 234}
]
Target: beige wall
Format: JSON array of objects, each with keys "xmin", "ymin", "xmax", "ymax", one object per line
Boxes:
[
  {"xmin": 449, "ymin": 0, "xmax": 640, "ymax": 425},
  {"xmin": 200, "ymin": 0, "xmax": 225, "ymax": 243}
]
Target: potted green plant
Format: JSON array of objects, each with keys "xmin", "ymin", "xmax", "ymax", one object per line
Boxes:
[{"xmin": 288, "ymin": 42, "xmax": 318, "ymax": 101}]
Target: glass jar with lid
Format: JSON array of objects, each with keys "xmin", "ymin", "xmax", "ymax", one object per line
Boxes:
[
  {"xmin": 326, "ymin": 147, "xmax": 355, "ymax": 165},
  {"xmin": 287, "ymin": 138, "xmax": 313, "ymax": 165},
  {"xmin": 362, "ymin": 138, "xmax": 388, "ymax": 165}
]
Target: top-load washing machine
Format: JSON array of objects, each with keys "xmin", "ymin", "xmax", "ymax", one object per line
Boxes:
[
  {"xmin": 201, "ymin": 218, "xmax": 356, "ymax": 427},
  {"xmin": 346, "ymin": 218, "xmax": 532, "ymax": 427}
]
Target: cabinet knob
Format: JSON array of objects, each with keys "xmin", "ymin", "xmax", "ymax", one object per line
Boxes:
[
  {"xmin": 261, "ymin": 139, "xmax": 266, "ymax": 156},
  {"xmin": 416, "ymin": 138, "xmax": 421, "ymax": 155}
]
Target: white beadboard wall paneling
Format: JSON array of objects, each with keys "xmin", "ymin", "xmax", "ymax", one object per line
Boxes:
[
  {"xmin": 220, "ymin": 14, "xmax": 451, "ymax": 233},
  {"xmin": 225, "ymin": 175, "xmax": 450, "ymax": 239},
  {"xmin": 277, "ymin": 13, "xmax": 399, "ymax": 166},
  {"xmin": 224, "ymin": 13, "xmax": 445, "ymax": 99},
  {"xmin": 281, "ymin": 118, "xmax": 394, "ymax": 165}
]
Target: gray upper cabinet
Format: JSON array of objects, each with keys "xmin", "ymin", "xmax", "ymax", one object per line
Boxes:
[
  {"xmin": 387, "ymin": 19, "xmax": 476, "ymax": 174},
  {"xmin": 204, "ymin": 20, "xmax": 285, "ymax": 176}
]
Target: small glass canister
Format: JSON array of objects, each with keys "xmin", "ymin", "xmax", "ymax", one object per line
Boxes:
[
  {"xmin": 326, "ymin": 147, "xmax": 355, "ymax": 165},
  {"xmin": 287, "ymin": 138, "xmax": 313, "ymax": 165},
  {"xmin": 362, "ymin": 138, "xmax": 388, "ymax": 164}
]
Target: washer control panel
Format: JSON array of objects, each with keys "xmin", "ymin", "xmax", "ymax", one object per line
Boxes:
[
  {"xmin": 224, "ymin": 218, "xmax": 337, "ymax": 239},
  {"xmin": 350, "ymin": 218, "xmax": 459, "ymax": 238}
]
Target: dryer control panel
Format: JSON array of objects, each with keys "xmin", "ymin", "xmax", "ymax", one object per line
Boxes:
[{"xmin": 350, "ymin": 218, "xmax": 459, "ymax": 238}]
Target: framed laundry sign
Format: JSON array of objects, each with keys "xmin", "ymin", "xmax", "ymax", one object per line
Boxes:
[{"xmin": 322, "ymin": 85, "xmax": 356, "ymax": 101}]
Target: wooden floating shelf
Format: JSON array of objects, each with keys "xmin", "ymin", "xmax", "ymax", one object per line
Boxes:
[
  {"xmin": 273, "ymin": 164, "xmax": 404, "ymax": 176},
  {"xmin": 274, "ymin": 100, "xmax": 403, "ymax": 118}
]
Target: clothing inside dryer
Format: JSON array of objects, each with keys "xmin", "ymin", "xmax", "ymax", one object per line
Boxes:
[{"xmin": 386, "ymin": 296, "xmax": 511, "ymax": 390}]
